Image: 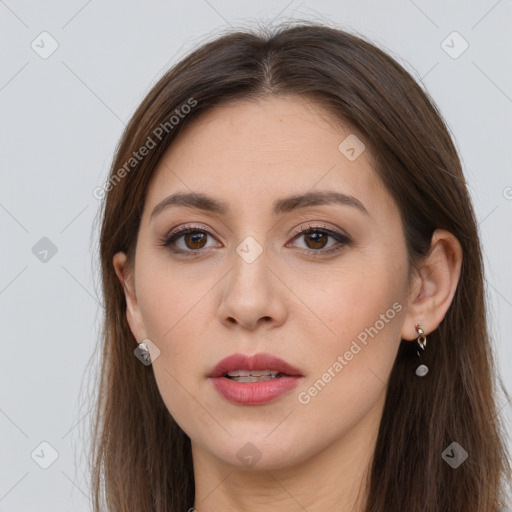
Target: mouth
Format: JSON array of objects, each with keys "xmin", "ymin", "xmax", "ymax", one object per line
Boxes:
[
  {"xmin": 209, "ymin": 352, "xmax": 303, "ymax": 379},
  {"xmin": 209, "ymin": 352, "xmax": 304, "ymax": 405}
]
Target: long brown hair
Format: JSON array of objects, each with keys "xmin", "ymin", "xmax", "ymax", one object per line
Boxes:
[{"xmin": 89, "ymin": 20, "xmax": 511, "ymax": 511}]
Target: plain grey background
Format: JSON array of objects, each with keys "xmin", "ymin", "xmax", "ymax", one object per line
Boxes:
[{"xmin": 1, "ymin": 1, "xmax": 511, "ymax": 510}]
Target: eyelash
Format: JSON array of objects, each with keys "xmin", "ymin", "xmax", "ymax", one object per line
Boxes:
[{"xmin": 158, "ymin": 223, "xmax": 351, "ymax": 257}]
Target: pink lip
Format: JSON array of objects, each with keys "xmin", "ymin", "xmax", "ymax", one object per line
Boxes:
[{"xmin": 209, "ymin": 352, "xmax": 304, "ymax": 405}]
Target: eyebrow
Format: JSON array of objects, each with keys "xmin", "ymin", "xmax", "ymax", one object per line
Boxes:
[{"xmin": 150, "ymin": 190, "xmax": 369, "ymax": 220}]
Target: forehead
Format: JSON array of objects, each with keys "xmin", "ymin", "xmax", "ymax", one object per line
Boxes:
[{"xmin": 143, "ymin": 95, "xmax": 396, "ymax": 223}]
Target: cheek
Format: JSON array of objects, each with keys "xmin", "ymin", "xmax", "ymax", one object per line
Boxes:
[
  {"xmin": 140, "ymin": 287, "xmax": 205, "ymax": 426},
  {"xmin": 292, "ymin": 287, "xmax": 403, "ymax": 446},
  {"xmin": 136, "ymin": 262, "xmax": 200, "ymax": 342},
  {"xmin": 297, "ymin": 261, "xmax": 406, "ymax": 400},
  {"xmin": 135, "ymin": 265, "xmax": 210, "ymax": 403},
  {"xmin": 308, "ymin": 261, "xmax": 404, "ymax": 342}
]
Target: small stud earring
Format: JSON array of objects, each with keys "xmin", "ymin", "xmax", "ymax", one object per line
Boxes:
[{"xmin": 415, "ymin": 323, "xmax": 429, "ymax": 377}]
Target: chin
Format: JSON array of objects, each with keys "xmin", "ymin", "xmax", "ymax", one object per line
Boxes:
[{"xmin": 202, "ymin": 434, "xmax": 316, "ymax": 472}]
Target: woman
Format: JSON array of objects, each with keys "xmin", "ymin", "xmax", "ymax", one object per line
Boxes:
[{"xmin": 90, "ymin": 21, "xmax": 511, "ymax": 511}]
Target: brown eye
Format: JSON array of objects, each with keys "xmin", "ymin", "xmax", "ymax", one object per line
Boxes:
[
  {"xmin": 181, "ymin": 231, "xmax": 208, "ymax": 250},
  {"xmin": 162, "ymin": 226, "xmax": 219, "ymax": 254},
  {"xmin": 302, "ymin": 231, "xmax": 329, "ymax": 250},
  {"xmin": 289, "ymin": 226, "xmax": 351, "ymax": 256}
]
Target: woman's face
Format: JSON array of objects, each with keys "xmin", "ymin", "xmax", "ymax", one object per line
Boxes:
[{"xmin": 115, "ymin": 95, "xmax": 416, "ymax": 471}]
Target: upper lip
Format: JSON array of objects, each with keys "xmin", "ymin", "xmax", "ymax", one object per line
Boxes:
[{"xmin": 209, "ymin": 352, "xmax": 303, "ymax": 378}]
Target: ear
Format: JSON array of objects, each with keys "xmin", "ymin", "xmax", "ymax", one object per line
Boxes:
[
  {"xmin": 113, "ymin": 251, "xmax": 147, "ymax": 342},
  {"xmin": 400, "ymin": 229, "xmax": 463, "ymax": 341}
]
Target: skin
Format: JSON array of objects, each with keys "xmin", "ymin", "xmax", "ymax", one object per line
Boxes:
[{"xmin": 113, "ymin": 95, "xmax": 462, "ymax": 511}]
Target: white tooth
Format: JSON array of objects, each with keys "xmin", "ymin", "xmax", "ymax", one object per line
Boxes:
[
  {"xmin": 227, "ymin": 370, "xmax": 251, "ymax": 377},
  {"xmin": 226, "ymin": 370, "xmax": 284, "ymax": 379},
  {"xmin": 231, "ymin": 375, "xmax": 279, "ymax": 383},
  {"xmin": 227, "ymin": 369, "xmax": 282, "ymax": 377},
  {"xmin": 239, "ymin": 376, "xmax": 261, "ymax": 383}
]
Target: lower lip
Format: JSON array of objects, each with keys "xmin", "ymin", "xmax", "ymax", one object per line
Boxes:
[{"xmin": 210, "ymin": 376, "xmax": 303, "ymax": 405}]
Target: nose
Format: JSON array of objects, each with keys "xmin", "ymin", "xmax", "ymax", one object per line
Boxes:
[{"xmin": 217, "ymin": 247, "xmax": 288, "ymax": 331}]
